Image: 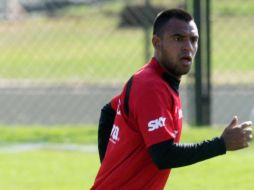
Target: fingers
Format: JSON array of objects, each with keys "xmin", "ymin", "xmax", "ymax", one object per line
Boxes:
[
  {"xmin": 243, "ymin": 141, "xmax": 250, "ymax": 148},
  {"xmin": 241, "ymin": 121, "xmax": 253, "ymax": 147},
  {"xmin": 244, "ymin": 134, "xmax": 252, "ymax": 142},
  {"xmin": 228, "ymin": 116, "xmax": 238, "ymax": 128},
  {"xmin": 240, "ymin": 121, "xmax": 253, "ymax": 143},
  {"xmin": 243, "ymin": 135, "xmax": 252, "ymax": 147},
  {"xmin": 240, "ymin": 121, "xmax": 253, "ymax": 129},
  {"xmin": 242, "ymin": 128, "xmax": 252, "ymax": 138},
  {"xmin": 223, "ymin": 117, "xmax": 253, "ymax": 151}
]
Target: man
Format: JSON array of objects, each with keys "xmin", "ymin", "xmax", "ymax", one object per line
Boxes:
[{"xmin": 91, "ymin": 9, "xmax": 252, "ymax": 189}]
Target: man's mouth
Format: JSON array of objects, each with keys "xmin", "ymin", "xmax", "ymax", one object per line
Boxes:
[{"xmin": 180, "ymin": 56, "xmax": 192, "ymax": 65}]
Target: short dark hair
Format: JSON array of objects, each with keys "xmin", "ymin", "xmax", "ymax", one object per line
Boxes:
[{"xmin": 153, "ymin": 9, "xmax": 193, "ymax": 37}]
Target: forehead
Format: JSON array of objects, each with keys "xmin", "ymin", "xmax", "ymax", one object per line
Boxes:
[{"xmin": 163, "ymin": 18, "xmax": 198, "ymax": 36}]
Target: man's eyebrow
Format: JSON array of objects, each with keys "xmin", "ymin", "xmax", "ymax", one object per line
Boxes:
[
  {"xmin": 171, "ymin": 33, "xmax": 199, "ymax": 38},
  {"xmin": 168, "ymin": 34, "xmax": 185, "ymax": 39},
  {"xmin": 171, "ymin": 33, "xmax": 184, "ymax": 37}
]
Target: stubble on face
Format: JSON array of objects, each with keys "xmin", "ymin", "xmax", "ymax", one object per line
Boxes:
[
  {"xmin": 158, "ymin": 19, "xmax": 199, "ymax": 79},
  {"xmin": 160, "ymin": 46, "xmax": 191, "ymax": 78}
]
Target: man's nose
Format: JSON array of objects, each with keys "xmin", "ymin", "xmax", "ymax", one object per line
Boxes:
[{"xmin": 183, "ymin": 40, "xmax": 193, "ymax": 52}]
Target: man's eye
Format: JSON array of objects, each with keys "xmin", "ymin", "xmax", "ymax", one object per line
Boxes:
[
  {"xmin": 173, "ymin": 36, "xmax": 184, "ymax": 41},
  {"xmin": 191, "ymin": 37, "xmax": 198, "ymax": 43}
]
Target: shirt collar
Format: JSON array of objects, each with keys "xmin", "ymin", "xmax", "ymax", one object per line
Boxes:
[{"xmin": 149, "ymin": 57, "xmax": 180, "ymax": 94}]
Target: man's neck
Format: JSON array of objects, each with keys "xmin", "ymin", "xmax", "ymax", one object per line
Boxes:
[{"xmin": 153, "ymin": 56, "xmax": 182, "ymax": 81}]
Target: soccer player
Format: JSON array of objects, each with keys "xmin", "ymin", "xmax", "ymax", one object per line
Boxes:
[{"xmin": 91, "ymin": 9, "xmax": 253, "ymax": 189}]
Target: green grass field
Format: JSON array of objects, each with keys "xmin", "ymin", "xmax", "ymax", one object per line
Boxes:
[
  {"xmin": 0, "ymin": 1, "xmax": 253, "ymax": 84},
  {"xmin": 0, "ymin": 1, "xmax": 253, "ymax": 189},
  {"xmin": 0, "ymin": 125, "xmax": 254, "ymax": 189}
]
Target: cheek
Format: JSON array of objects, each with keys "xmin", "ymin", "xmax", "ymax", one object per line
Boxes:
[
  {"xmin": 161, "ymin": 47, "xmax": 172, "ymax": 58},
  {"xmin": 193, "ymin": 47, "xmax": 198, "ymax": 57},
  {"xmin": 161, "ymin": 43, "xmax": 175, "ymax": 55},
  {"xmin": 193, "ymin": 44, "xmax": 198, "ymax": 53},
  {"xmin": 164, "ymin": 47, "xmax": 178, "ymax": 60}
]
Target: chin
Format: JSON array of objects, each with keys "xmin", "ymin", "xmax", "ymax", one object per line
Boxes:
[{"xmin": 177, "ymin": 70, "xmax": 190, "ymax": 77}]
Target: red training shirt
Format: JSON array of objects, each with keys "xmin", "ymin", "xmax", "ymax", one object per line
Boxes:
[{"xmin": 91, "ymin": 58, "xmax": 183, "ymax": 189}]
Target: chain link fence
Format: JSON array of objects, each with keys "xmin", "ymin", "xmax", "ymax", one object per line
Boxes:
[
  {"xmin": 211, "ymin": 0, "xmax": 254, "ymax": 124},
  {"xmin": 0, "ymin": 0, "xmax": 253, "ymax": 125}
]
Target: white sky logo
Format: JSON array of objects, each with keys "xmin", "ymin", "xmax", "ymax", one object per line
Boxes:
[{"xmin": 148, "ymin": 117, "xmax": 166, "ymax": 132}]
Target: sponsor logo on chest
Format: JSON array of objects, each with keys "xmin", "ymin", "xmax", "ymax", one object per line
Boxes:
[
  {"xmin": 148, "ymin": 117, "xmax": 166, "ymax": 132},
  {"xmin": 110, "ymin": 124, "xmax": 120, "ymax": 143}
]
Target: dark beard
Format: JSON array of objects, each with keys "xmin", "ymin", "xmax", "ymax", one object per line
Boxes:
[
  {"xmin": 160, "ymin": 58, "xmax": 182, "ymax": 79},
  {"xmin": 160, "ymin": 56, "xmax": 191, "ymax": 78}
]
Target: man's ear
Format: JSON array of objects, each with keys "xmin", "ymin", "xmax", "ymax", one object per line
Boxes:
[{"xmin": 152, "ymin": 35, "xmax": 161, "ymax": 50}]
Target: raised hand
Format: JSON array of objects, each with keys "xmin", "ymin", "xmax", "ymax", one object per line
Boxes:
[{"xmin": 221, "ymin": 116, "xmax": 253, "ymax": 151}]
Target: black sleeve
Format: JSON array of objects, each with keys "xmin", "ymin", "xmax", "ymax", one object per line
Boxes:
[
  {"xmin": 148, "ymin": 137, "xmax": 226, "ymax": 169},
  {"xmin": 98, "ymin": 103, "xmax": 116, "ymax": 163}
]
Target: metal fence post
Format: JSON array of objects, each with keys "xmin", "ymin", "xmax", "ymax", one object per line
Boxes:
[
  {"xmin": 0, "ymin": 0, "xmax": 7, "ymax": 19},
  {"xmin": 144, "ymin": 0, "xmax": 152, "ymax": 62},
  {"xmin": 192, "ymin": 0, "xmax": 211, "ymax": 126}
]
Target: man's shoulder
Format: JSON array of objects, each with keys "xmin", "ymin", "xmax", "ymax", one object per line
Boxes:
[{"xmin": 133, "ymin": 66, "xmax": 167, "ymax": 90}]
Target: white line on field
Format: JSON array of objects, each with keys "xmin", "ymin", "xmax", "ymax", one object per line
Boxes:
[{"xmin": 0, "ymin": 143, "xmax": 97, "ymax": 153}]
